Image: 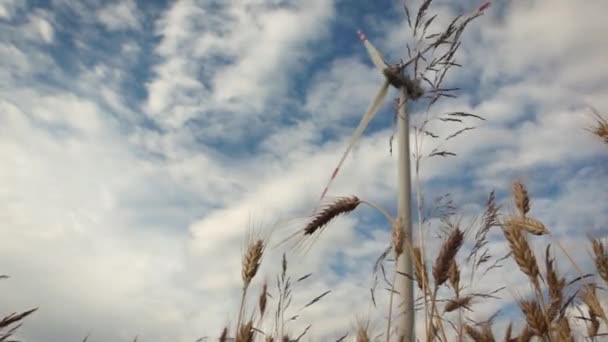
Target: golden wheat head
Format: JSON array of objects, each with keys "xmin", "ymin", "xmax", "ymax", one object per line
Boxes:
[
  {"xmin": 304, "ymin": 196, "xmax": 361, "ymax": 235},
  {"xmin": 513, "ymin": 180, "xmax": 530, "ymax": 217},
  {"xmin": 433, "ymin": 228, "xmax": 464, "ymax": 287}
]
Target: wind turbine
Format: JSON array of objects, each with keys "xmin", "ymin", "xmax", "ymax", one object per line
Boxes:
[
  {"xmin": 317, "ymin": 30, "xmax": 409, "ymax": 202},
  {"xmin": 314, "ymin": 3, "xmax": 492, "ymax": 340},
  {"xmin": 318, "ymin": 1, "xmax": 492, "ymax": 202}
]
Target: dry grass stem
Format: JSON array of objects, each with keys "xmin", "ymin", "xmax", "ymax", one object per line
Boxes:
[{"xmin": 0, "ymin": 308, "xmax": 38, "ymax": 329}]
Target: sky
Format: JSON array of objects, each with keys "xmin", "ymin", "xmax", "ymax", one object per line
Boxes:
[{"xmin": 1, "ymin": 0, "xmax": 607, "ymax": 341}]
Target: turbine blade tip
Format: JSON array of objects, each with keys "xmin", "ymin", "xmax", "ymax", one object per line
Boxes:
[{"xmin": 357, "ymin": 30, "xmax": 367, "ymax": 41}]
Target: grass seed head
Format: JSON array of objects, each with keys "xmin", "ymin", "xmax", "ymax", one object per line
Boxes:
[
  {"xmin": 580, "ymin": 283, "xmax": 606, "ymax": 321},
  {"xmin": 259, "ymin": 281, "xmax": 268, "ymax": 318},
  {"xmin": 592, "ymin": 239, "xmax": 608, "ymax": 284},
  {"xmin": 515, "ymin": 327, "xmax": 534, "ymax": 342},
  {"xmin": 236, "ymin": 321, "xmax": 254, "ymax": 342},
  {"xmin": 503, "ymin": 220, "xmax": 540, "ymax": 283},
  {"xmin": 545, "ymin": 246, "xmax": 565, "ymax": 320},
  {"xmin": 556, "ymin": 316, "xmax": 573, "ymax": 342},
  {"xmin": 587, "ymin": 308, "xmax": 600, "ymax": 337},
  {"xmin": 513, "ymin": 180, "xmax": 530, "ymax": 217},
  {"xmin": 219, "ymin": 327, "xmax": 228, "ymax": 342},
  {"xmin": 433, "ymin": 227, "xmax": 464, "ymax": 287},
  {"xmin": 505, "ymin": 217, "xmax": 547, "ymax": 236},
  {"xmin": 413, "ymin": 246, "xmax": 428, "ymax": 291},
  {"xmin": 519, "ymin": 300, "xmax": 547, "ymax": 337},
  {"xmin": 304, "ymin": 196, "xmax": 361, "ymax": 235},
  {"xmin": 242, "ymin": 239, "xmax": 265, "ymax": 287},
  {"xmin": 465, "ymin": 324, "xmax": 494, "ymax": 342},
  {"xmin": 503, "ymin": 322, "xmax": 512, "ymax": 341},
  {"xmin": 392, "ymin": 217, "xmax": 405, "ymax": 257},
  {"xmin": 588, "ymin": 108, "xmax": 608, "ymax": 145},
  {"xmin": 444, "ymin": 295, "xmax": 473, "ymax": 313},
  {"xmin": 448, "ymin": 260, "xmax": 460, "ymax": 295},
  {"xmin": 355, "ymin": 317, "xmax": 371, "ymax": 342}
]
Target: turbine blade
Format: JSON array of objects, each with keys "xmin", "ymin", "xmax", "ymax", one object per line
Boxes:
[
  {"xmin": 319, "ymin": 80, "xmax": 391, "ymax": 201},
  {"xmin": 478, "ymin": 2, "xmax": 491, "ymax": 12},
  {"xmin": 358, "ymin": 30, "xmax": 387, "ymax": 73}
]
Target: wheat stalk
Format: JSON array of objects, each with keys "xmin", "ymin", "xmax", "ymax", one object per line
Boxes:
[
  {"xmin": 555, "ymin": 316, "xmax": 573, "ymax": 342},
  {"xmin": 387, "ymin": 217, "xmax": 406, "ymax": 342},
  {"xmin": 392, "ymin": 217, "xmax": 406, "ymax": 258},
  {"xmin": 413, "ymin": 246, "xmax": 428, "ymax": 291},
  {"xmin": 304, "ymin": 196, "xmax": 361, "ymax": 235},
  {"xmin": 243, "ymin": 239, "xmax": 265, "ymax": 287},
  {"xmin": 519, "ymin": 300, "xmax": 548, "ymax": 338},
  {"xmin": 236, "ymin": 320, "xmax": 254, "ymax": 342},
  {"xmin": 504, "ymin": 217, "xmax": 547, "ymax": 236},
  {"xmin": 502, "ymin": 220, "xmax": 540, "ymax": 284},
  {"xmin": 259, "ymin": 280, "xmax": 268, "ymax": 320},
  {"xmin": 592, "ymin": 239, "xmax": 608, "ymax": 284},
  {"xmin": 545, "ymin": 245, "xmax": 565, "ymax": 321},
  {"xmin": 433, "ymin": 227, "xmax": 464, "ymax": 287},
  {"xmin": 219, "ymin": 327, "xmax": 228, "ymax": 342},
  {"xmin": 464, "ymin": 324, "xmax": 494, "ymax": 342},
  {"xmin": 238, "ymin": 231, "xmax": 267, "ymax": 337},
  {"xmin": 444, "ymin": 295, "xmax": 473, "ymax": 313},
  {"xmin": 356, "ymin": 317, "xmax": 372, "ymax": 342},
  {"xmin": 503, "ymin": 322, "xmax": 513, "ymax": 341},
  {"xmin": 428, "ymin": 227, "xmax": 463, "ymax": 342},
  {"xmin": 448, "ymin": 260, "xmax": 460, "ymax": 297},
  {"xmin": 580, "ymin": 283, "xmax": 607, "ymax": 324},
  {"xmin": 512, "ymin": 180, "xmax": 530, "ymax": 217}
]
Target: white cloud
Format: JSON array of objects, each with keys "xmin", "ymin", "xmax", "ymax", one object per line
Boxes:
[
  {"xmin": 96, "ymin": 0, "xmax": 140, "ymax": 31},
  {"xmin": 304, "ymin": 57, "xmax": 394, "ymax": 131},
  {"xmin": 145, "ymin": 0, "xmax": 335, "ymax": 134},
  {"xmin": 0, "ymin": 0, "xmax": 25, "ymax": 19},
  {"xmin": 23, "ymin": 11, "xmax": 54, "ymax": 44}
]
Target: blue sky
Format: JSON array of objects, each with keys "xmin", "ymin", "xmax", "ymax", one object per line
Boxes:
[{"xmin": 1, "ymin": 0, "xmax": 608, "ymax": 341}]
